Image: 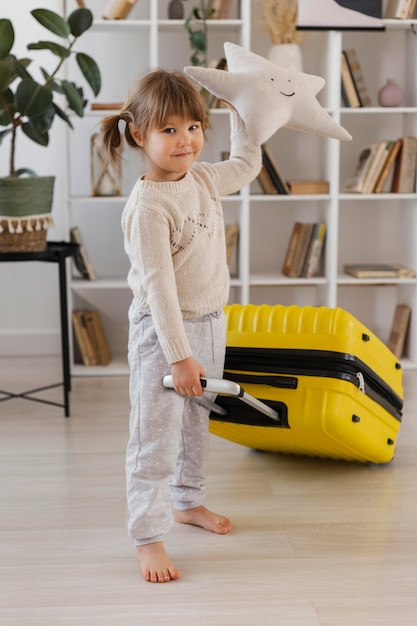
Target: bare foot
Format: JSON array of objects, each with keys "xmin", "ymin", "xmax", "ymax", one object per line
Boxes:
[
  {"xmin": 174, "ymin": 504, "xmax": 233, "ymax": 535},
  {"xmin": 136, "ymin": 541, "xmax": 180, "ymax": 583}
]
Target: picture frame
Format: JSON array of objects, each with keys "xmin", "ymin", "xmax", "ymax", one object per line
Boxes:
[{"xmin": 298, "ymin": 0, "xmax": 384, "ymax": 30}]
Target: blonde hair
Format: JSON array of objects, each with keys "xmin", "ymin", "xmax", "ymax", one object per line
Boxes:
[{"xmin": 100, "ymin": 69, "xmax": 209, "ymax": 166}]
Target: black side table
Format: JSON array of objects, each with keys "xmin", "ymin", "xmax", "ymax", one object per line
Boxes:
[{"xmin": 0, "ymin": 241, "xmax": 80, "ymax": 417}]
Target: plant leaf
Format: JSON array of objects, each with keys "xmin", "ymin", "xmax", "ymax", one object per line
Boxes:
[
  {"xmin": 189, "ymin": 30, "xmax": 207, "ymax": 53},
  {"xmin": 52, "ymin": 101, "xmax": 73, "ymax": 129},
  {"xmin": 0, "ymin": 19, "xmax": 14, "ymax": 59},
  {"xmin": 15, "ymin": 168, "xmax": 37, "ymax": 177},
  {"xmin": 0, "ymin": 88, "xmax": 14, "ymax": 124},
  {"xmin": 11, "ymin": 57, "xmax": 33, "ymax": 84},
  {"xmin": 28, "ymin": 104, "xmax": 55, "ymax": 134},
  {"xmin": 31, "ymin": 9, "xmax": 70, "ymax": 39},
  {"xmin": 15, "ymin": 78, "xmax": 52, "ymax": 117},
  {"xmin": 21, "ymin": 121, "xmax": 49, "ymax": 146},
  {"xmin": 68, "ymin": 8, "xmax": 93, "ymax": 37},
  {"xmin": 0, "ymin": 59, "xmax": 12, "ymax": 92},
  {"xmin": 28, "ymin": 41, "xmax": 70, "ymax": 59},
  {"xmin": 61, "ymin": 79, "xmax": 84, "ymax": 116},
  {"xmin": 76, "ymin": 53, "xmax": 101, "ymax": 96}
]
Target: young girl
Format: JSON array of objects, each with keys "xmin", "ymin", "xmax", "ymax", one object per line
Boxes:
[{"xmin": 101, "ymin": 69, "xmax": 262, "ymax": 583}]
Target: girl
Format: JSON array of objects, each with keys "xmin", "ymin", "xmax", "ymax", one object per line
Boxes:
[{"xmin": 101, "ymin": 69, "xmax": 262, "ymax": 583}]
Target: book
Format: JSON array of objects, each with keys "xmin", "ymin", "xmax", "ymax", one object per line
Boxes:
[
  {"xmin": 103, "ymin": 0, "xmax": 137, "ymax": 19},
  {"xmin": 343, "ymin": 264, "xmax": 416, "ymax": 278},
  {"xmin": 343, "ymin": 49, "xmax": 371, "ymax": 107},
  {"xmin": 70, "ymin": 227, "xmax": 96, "ymax": 280},
  {"xmin": 390, "ymin": 135, "xmax": 417, "ymax": 193},
  {"xmin": 218, "ymin": 0, "xmax": 233, "ymax": 18},
  {"xmin": 282, "ymin": 222, "xmax": 303, "ymax": 277},
  {"xmin": 407, "ymin": 0, "xmax": 417, "ymax": 17},
  {"xmin": 387, "ymin": 304, "xmax": 411, "ymax": 358},
  {"xmin": 282, "ymin": 222, "xmax": 315, "ymax": 278},
  {"xmin": 225, "ymin": 224, "xmax": 239, "ymax": 265},
  {"xmin": 287, "ymin": 180, "xmax": 330, "ymax": 195},
  {"xmin": 292, "ymin": 223, "xmax": 315, "ymax": 278},
  {"xmin": 341, "ymin": 52, "xmax": 361, "ymax": 108},
  {"xmin": 257, "ymin": 165, "xmax": 278, "ymax": 195},
  {"xmin": 72, "ymin": 310, "xmax": 97, "ymax": 366},
  {"xmin": 261, "ymin": 144, "xmax": 290, "ymax": 195},
  {"xmin": 361, "ymin": 140, "xmax": 394, "ymax": 194},
  {"xmin": 83, "ymin": 310, "xmax": 112, "ymax": 365},
  {"xmin": 373, "ymin": 138, "xmax": 403, "ymax": 193},
  {"xmin": 91, "ymin": 102, "xmax": 123, "ymax": 111},
  {"xmin": 385, "ymin": 0, "xmax": 416, "ymax": 18},
  {"xmin": 302, "ymin": 222, "xmax": 327, "ymax": 278},
  {"xmin": 343, "ymin": 143, "xmax": 382, "ymax": 193}
]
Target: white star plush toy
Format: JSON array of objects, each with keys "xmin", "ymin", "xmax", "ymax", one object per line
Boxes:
[{"xmin": 184, "ymin": 42, "xmax": 351, "ymax": 144}]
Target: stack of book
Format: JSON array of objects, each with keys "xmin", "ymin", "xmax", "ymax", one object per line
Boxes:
[
  {"xmin": 258, "ymin": 145, "xmax": 329, "ymax": 196},
  {"xmin": 258, "ymin": 145, "xmax": 290, "ymax": 194},
  {"xmin": 72, "ymin": 309, "xmax": 112, "ymax": 366},
  {"xmin": 282, "ymin": 222, "xmax": 327, "ymax": 278},
  {"xmin": 342, "ymin": 136, "xmax": 417, "ymax": 194},
  {"xmin": 343, "ymin": 264, "xmax": 416, "ymax": 279},
  {"xmin": 341, "ymin": 48, "xmax": 371, "ymax": 108}
]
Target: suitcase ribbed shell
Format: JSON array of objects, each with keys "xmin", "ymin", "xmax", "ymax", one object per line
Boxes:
[{"xmin": 208, "ymin": 304, "xmax": 403, "ymax": 463}]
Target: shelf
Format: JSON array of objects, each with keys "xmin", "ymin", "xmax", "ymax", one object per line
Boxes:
[
  {"xmin": 72, "ymin": 355, "xmax": 129, "ymax": 377},
  {"xmin": 338, "ymin": 275, "xmax": 417, "ymax": 286},
  {"xmin": 64, "ymin": 2, "xmax": 417, "ymax": 374}
]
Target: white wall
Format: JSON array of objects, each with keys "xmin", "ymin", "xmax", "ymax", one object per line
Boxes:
[{"xmin": 1, "ymin": 0, "xmax": 71, "ymax": 356}]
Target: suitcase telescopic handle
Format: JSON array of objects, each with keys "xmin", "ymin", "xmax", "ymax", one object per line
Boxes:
[{"xmin": 162, "ymin": 375, "xmax": 279, "ymax": 422}]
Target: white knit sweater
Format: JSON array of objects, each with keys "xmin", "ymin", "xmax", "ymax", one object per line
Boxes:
[{"xmin": 121, "ymin": 112, "xmax": 262, "ymax": 364}]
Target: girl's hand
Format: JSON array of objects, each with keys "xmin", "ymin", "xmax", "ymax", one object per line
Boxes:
[{"xmin": 171, "ymin": 357, "xmax": 206, "ymax": 397}]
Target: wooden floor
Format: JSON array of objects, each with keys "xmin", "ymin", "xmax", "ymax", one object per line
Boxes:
[{"xmin": 1, "ymin": 356, "xmax": 417, "ymax": 625}]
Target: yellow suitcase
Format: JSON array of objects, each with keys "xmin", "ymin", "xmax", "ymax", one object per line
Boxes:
[{"xmin": 207, "ymin": 304, "xmax": 403, "ymax": 464}]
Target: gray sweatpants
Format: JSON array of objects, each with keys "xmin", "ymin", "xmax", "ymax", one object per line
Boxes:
[{"xmin": 126, "ymin": 302, "xmax": 226, "ymax": 546}]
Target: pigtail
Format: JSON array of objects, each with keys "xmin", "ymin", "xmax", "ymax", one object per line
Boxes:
[{"xmin": 100, "ymin": 113, "xmax": 124, "ymax": 168}]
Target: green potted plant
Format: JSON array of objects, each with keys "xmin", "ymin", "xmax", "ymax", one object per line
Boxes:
[
  {"xmin": 0, "ymin": 7, "xmax": 101, "ymax": 252},
  {"xmin": 184, "ymin": 1, "xmax": 215, "ymax": 67}
]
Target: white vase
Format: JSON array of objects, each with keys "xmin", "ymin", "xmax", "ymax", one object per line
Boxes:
[{"xmin": 268, "ymin": 43, "xmax": 303, "ymax": 72}]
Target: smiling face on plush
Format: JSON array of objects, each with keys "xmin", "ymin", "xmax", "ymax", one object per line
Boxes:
[{"xmin": 184, "ymin": 42, "xmax": 351, "ymax": 144}]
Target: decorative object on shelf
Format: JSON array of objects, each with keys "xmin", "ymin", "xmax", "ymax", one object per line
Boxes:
[
  {"xmin": 185, "ymin": 42, "xmax": 352, "ymax": 145},
  {"xmin": 168, "ymin": 0, "xmax": 186, "ymax": 19},
  {"xmin": 184, "ymin": 1, "xmax": 215, "ymax": 66},
  {"xmin": 378, "ymin": 78, "xmax": 404, "ymax": 107},
  {"xmin": 103, "ymin": 0, "xmax": 137, "ymax": 20},
  {"xmin": 259, "ymin": 0, "xmax": 303, "ymax": 71},
  {"xmin": 91, "ymin": 133, "xmax": 122, "ymax": 196},
  {"xmin": 268, "ymin": 43, "xmax": 303, "ymax": 72},
  {"xmin": 298, "ymin": 0, "xmax": 383, "ymax": 29},
  {"xmin": 0, "ymin": 7, "xmax": 101, "ymax": 252}
]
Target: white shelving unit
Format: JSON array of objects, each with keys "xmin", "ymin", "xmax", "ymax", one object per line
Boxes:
[
  {"xmin": 66, "ymin": 1, "xmax": 417, "ymax": 375},
  {"xmin": 66, "ymin": 0, "xmax": 250, "ymax": 375}
]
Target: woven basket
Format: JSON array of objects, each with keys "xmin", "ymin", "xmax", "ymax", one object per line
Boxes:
[
  {"xmin": 0, "ymin": 215, "xmax": 54, "ymax": 253},
  {"xmin": 0, "ymin": 176, "xmax": 55, "ymax": 253}
]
